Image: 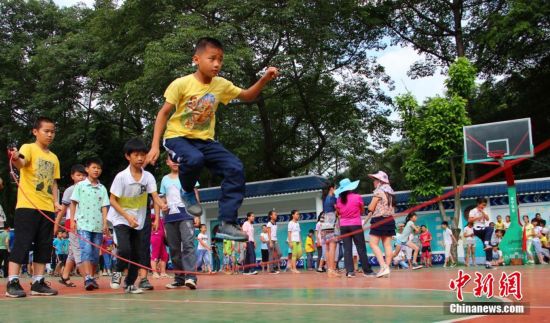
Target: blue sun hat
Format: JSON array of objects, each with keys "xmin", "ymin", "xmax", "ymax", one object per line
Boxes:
[{"xmin": 335, "ymin": 178, "xmax": 360, "ymax": 198}]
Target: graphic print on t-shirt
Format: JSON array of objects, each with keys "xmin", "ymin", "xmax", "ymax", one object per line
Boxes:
[
  {"xmin": 182, "ymin": 93, "xmax": 216, "ymax": 130},
  {"xmin": 35, "ymin": 158, "xmax": 55, "ymax": 194}
]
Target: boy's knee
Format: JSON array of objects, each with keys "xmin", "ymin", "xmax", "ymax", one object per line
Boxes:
[{"xmin": 224, "ymin": 160, "xmax": 244, "ymax": 178}]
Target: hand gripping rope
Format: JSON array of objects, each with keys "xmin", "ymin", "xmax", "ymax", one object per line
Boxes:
[{"xmin": 7, "ymin": 137, "xmax": 550, "ymax": 274}]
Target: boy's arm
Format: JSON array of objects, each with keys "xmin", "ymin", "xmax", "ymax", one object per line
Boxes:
[
  {"xmin": 145, "ymin": 102, "xmax": 175, "ymax": 166},
  {"xmin": 198, "ymin": 237, "xmax": 211, "ymax": 250},
  {"xmin": 150, "ymin": 192, "xmax": 168, "ymax": 213},
  {"xmin": 109, "ymin": 194, "xmax": 139, "ymax": 228},
  {"xmin": 53, "ymin": 204, "xmax": 67, "ymax": 236},
  {"xmin": 52, "ymin": 180, "xmax": 62, "ymax": 212},
  {"xmin": 102, "ymin": 206, "xmax": 108, "ymax": 234},
  {"xmin": 238, "ymin": 67, "xmax": 278, "ymax": 102},
  {"xmin": 69, "ymin": 201, "xmax": 77, "ymax": 232},
  {"xmin": 152, "ymin": 199, "xmax": 161, "ymax": 232},
  {"xmin": 8, "ymin": 147, "xmax": 27, "ymax": 169}
]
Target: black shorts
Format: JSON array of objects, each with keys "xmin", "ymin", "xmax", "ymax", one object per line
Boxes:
[
  {"xmin": 369, "ymin": 216, "xmax": 396, "ymax": 237},
  {"xmin": 9, "ymin": 208, "xmax": 55, "ymax": 265},
  {"xmin": 138, "ymin": 212, "xmax": 152, "ymax": 267},
  {"xmin": 422, "ymin": 246, "xmax": 431, "ymax": 253},
  {"xmin": 58, "ymin": 254, "xmax": 68, "ymax": 265},
  {"xmin": 261, "ymin": 249, "xmax": 269, "ymax": 262}
]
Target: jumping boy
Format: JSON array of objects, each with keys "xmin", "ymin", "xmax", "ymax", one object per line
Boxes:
[
  {"xmin": 70, "ymin": 158, "xmax": 110, "ymax": 291},
  {"xmin": 7, "ymin": 117, "xmax": 60, "ymax": 298},
  {"xmin": 108, "ymin": 139, "xmax": 167, "ymax": 294},
  {"xmin": 145, "ymin": 37, "xmax": 278, "ymax": 241},
  {"xmin": 468, "ymin": 198, "xmax": 495, "ymax": 269},
  {"xmin": 55, "ymin": 164, "xmax": 86, "ymax": 288}
]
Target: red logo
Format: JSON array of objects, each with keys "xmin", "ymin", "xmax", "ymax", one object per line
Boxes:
[{"xmin": 449, "ymin": 271, "xmax": 523, "ymax": 301}]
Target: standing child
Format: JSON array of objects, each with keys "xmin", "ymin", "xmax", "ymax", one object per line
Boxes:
[
  {"xmin": 70, "ymin": 158, "xmax": 110, "ymax": 291},
  {"xmin": 101, "ymin": 230, "xmax": 114, "ymax": 276},
  {"xmin": 394, "ymin": 213, "xmax": 422, "ymax": 270},
  {"xmin": 223, "ymin": 239, "xmax": 234, "ymax": 274},
  {"xmin": 419, "ymin": 225, "xmax": 432, "ymax": 267},
  {"xmin": 242, "ymin": 212, "xmax": 258, "ymax": 275},
  {"xmin": 305, "ymin": 230, "xmax": 315, "ymax": 271},
  {"xmin": 196, "ymin": 224, "xmax": 212, "ymax": 274},
  {"xmin": 145, "ymin": 37, "xmax": 278, "ymax": 241},
  {"xmin": 52, "ymin": 231, "xmax": 69, "ymax": 276},
  {"xmin": 442, "ymin": 221, "xmax": 457, "ymax": 268},
  {"xmin": 7, "ymin": 117, "xmax": 61, "ymax": 297},
  {"xmin": 108, "ymin": 139, "xmax": 167, "ymax": 294},
  {"xmin": 55, "ymin": 164, "xmax": 86, "ymax": 288},
  {"xmin": 266, "ymin": 211, "xmax": 281, "ymax": 274},
  {"xmin": 463, "ymin": 222, "xmax": 476, "ymax": 267},
  {"xmin": 160, "ymin": 155, "xmax": 200, "ymax": 289},
  {"xmin": 150, "ymin": 213, "xmax": 170, "ymax": 278},
  {"xmin": 287, "ymin": 210, "xmax": 303, "ymax": 274},
  {"xmin": 259, "ymin": 225, "xmax": 269, "ymax": 272}
]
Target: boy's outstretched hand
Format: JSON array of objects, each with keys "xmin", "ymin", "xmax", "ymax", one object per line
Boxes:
[
  {"xmin": 263, "ymin": 67, "xmax": 279, "ymax": 81},
  {"xmin": 145, "ymin": 146, "xmax": 160, "ymax": 166}
]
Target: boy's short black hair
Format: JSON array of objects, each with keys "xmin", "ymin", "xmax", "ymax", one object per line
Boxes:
[
  {"xmin": 246, "ymin": 212, "xmax": 254, "ymax": 218},
  {"xmin": 476, "ymin": 197, "xmax": 488, "ymax": 205},
  {"xmin": 33, "ymin": 116, "xmax": 55, "ymax": 130},
  {"xmin": 420, "ymin": 224, "xmax": 426, "ymax": 228},
  {"xmin": 123, "ymin": 138, "xmax": 148, "ymax": 155},
  {"xmin": 442, "ymin": 221, "xmax": 449, "ymax": 226},
  {"xmin": 70, "ymin": 164, "xmax": 86, "ymax": 175},
  {"xmin": 291, "ymin": 209, "xmax": 299, "ymax": 216},
  {"xmin": 194, "ymin": 37, "xmax": 223, "ymax": 54},
  {"xmin": 85, "ymin": 157, "xmax": 103, "ymax": 168},
  {"xmin": 200, "ymin": 224, "xmax": 206, "ymax": 229},
  {"xmin": 308, "ymin": 229, "xmax": 314, "ymax": 234}
]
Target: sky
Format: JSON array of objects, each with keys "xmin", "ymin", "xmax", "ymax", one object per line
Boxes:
[{"xmin": 53, "ymin": 0, "xmax": 444, "ymax": 107}]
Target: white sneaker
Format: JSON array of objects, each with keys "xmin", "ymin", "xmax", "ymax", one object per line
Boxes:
[
  {"xmin": 376, "ymin": 266, "xmax": 390, "ymax": 278},
  {"xmin": 110, "ymin": 272, "xmax": 122, "ymax": 289},
  {"xmin": 152, "ymin": 272, "xmax": 161, "ymax": 279},
  {"xmin": 125, "ymin": 285, "xmax": 143, "ymax": 294}
]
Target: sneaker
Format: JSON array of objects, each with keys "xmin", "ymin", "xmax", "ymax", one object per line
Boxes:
[
  {"xmin": 346, "ymin": 272, "xmax": 356, "ymax": 278},
  {"xmin": 6, "ymin": 279, "xmax": 26, "ymax": 298},
  {"xmin": 91, "ymin": 278, "xmax": 99, "ymax": 289},
  {"xmin": 125, "ymin": 285, "xmax": 143, "ymax": 294},
  {"xmin": 327, "ymin": 269, "xmax": 341, "ymax": 278},
  {"xmin": 110, "ymin": 272, "xmax": 122, "ymax": 289},
  {"xmin": 412, "ymin": 263, "xmax": 423, "ymax": 270},
  {"xmin": 316, "ymin": 268, "xmax": 324, "ymax": 273},
  {"xmin": 485, "ymin": 264, "xmax": 496, "ymax": 270},
  {"xmin": 165, "ymin": 281, "xmax": 186, "ymax": 289},
  {"xmin": 215, "ymin": 222, "xmax": 248, "ymax": 241},
  {"xmin": 269, "ymin": 270, "xmax": 280, "ymax": 275},
  {"xmin": 363, "ymin": 272, "xmax": 377, "ymax": 277},
  {"xmin": 30, "ymin": 278, "xmax": 58, "ymax": 296},
  {"xmin": 451, "ymin": 263, "xmax": 457, "ymax": 268},
  {"xmin": 376, "ymin": 266, "xmax": 390, "ymax": 278},
  {"xmin": 152, "ymin": 272, "xmax": 161, "ymax": 279},
  {"xmin": 85, "ymin": 279, "xmax": 95, "ymax": 291},
  {"xmin": 180, "ymin": 190, "xmax": 202, "ymax": 216},
  {"xmin": 184, "ymin": 279, "xmax": 197, "ymax": 290},
  {"xmin": 139, "ymin": 278, "xmax": 154, "ymax": 290},
  {"xmin": 101, "ymin": 271, "xmax": 109, "ymax": 276}
]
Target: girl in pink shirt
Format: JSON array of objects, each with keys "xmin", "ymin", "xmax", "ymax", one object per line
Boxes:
[{"xmin": 335, "ymin": 178, "xmax": 374, "ymax": 277}]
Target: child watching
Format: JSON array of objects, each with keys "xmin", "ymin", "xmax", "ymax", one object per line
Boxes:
[
  {"xmin": 305, "ymin": 230, "xmax": 315, "ymax": 271},
  {"xmin": 242, "ymin": 213, "xmax": 258, "ymax": 275},
  {"xmin": 108, "ymin": 139, "xmax": 167, "ymax": 294},
  {"xmin": 145, "ymin": 37, "xmax": 278, "ymax": 241},
  {"xmin": 260, "ymin": 225, "xmax": 269, "ymax": 272},
  {"xmin": 196, "ymin": 224, "xmax": 212, "ymax": 274},
  {"xmin": 463, "ymin": 222, "xmax": 476, "ymax": 267},
  {"xmin": 55, "ymin": 164, "xmax": 86, "ymax": 288},
  {"xmin": 70, "ymin": 157, "xmax": 110, "ymax": 291},
  {"xmin": 287, "ymin": 210, "xmax": 302, "ymax": 274},
  {"xmin": 419, "ymin": 225, "xmax": 432, "ymax": 267},
  {"xmin": 441, "ymin": 221, "xmax": 457, "ymax": 268},
  {"xmin": 7, "ymin": 117, "xmax": 61, "ymax": 298},
  {"xmin": 223, "ymin": 239, "xmax": 234, "ymax": 274},
  {"xmin": 160, "ymin": 156, "xmax": 200, "ymax": 289}
]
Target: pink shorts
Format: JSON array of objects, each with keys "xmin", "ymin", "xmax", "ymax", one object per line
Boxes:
[{"xmin": 150, "ymin": 236, "xmax": 169, "ymax": 262}]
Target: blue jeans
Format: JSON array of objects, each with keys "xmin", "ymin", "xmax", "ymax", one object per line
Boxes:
[
  {"xmin": 196, "ymin": 249, "xmax": 211, "ymax": 270},
  {"xmin": 102, "ymin": 253, "xmax": 112, "ymax": 270},
  {"xmin": 164, "ymin": 137, "xmax": 245, "ymax": 223},
  {"xmin": 77, "ymin": 230, "xmax": 103, "ymax": 264}
]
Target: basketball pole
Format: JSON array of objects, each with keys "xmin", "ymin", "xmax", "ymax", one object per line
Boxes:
[{"xmin": 500, "ymin": 162, "xmax": 525, "ymax": 265}]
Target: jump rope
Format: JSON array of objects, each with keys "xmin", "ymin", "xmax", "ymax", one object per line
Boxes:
[{"xmin": 7, "ymin": 138, "xmax": 550, "ymax": 276}]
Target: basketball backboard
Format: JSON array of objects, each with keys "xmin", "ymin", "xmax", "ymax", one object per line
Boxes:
[{"xmin": 463, "ymin": 118, "xmax": 534, "ymax": 164}]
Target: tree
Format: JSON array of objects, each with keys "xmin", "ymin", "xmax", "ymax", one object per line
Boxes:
[{"xmin": 396, "ymin": 57, "xmax": 474, "ymax": 227}]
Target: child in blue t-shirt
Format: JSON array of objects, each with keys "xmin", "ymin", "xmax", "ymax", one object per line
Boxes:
[{"xmin": 161, "ymin": 156, "xmax": 200, "ymax": 289}]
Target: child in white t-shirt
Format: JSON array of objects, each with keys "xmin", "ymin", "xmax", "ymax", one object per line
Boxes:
[
  {"xmin": 196, "ymin": 224, "xmax": 212, "ymax": 273},
  {"xmin": 442, "ymin": 221, "xmax": 457, "ymax": 268},
  {"xmin": 463, "ymin": 222, "xmax": 476, "ymax": 267},
  {"xmin": 287, "ymin": 210, "xmax": 302, "ymax": 274}
]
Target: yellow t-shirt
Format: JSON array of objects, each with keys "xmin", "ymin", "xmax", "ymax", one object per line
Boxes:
[
  {"xmin": 16, "ymin": 143, "xmax": 60, "ymax": 212},
  {"xmin": 163, "ymin": 75, "xmax": 242, "ymax": 140},
  {"xmin": 524, "ymin": 223, "xmax": 534, "ymax": 240},
  {"xmin": 305, "ymin": 236, "xmax": 315, "ymax": 253},
  {"xmin": 495, "ymin": 221, "xmax": 505, "ymax": 230}
]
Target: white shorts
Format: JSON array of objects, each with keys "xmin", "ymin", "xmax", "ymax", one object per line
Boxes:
[{"xmin": 444, "ymin": 244, "xmax": 452, "ymax": 257}]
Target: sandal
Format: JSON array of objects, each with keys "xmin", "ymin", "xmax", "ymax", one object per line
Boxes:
[{"xmin": 59, "ymin": 276, "xmax": 77, "ymax": 287}]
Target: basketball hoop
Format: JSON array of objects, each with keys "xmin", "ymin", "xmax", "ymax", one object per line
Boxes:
[{"xmin": 488, "ymin": 150, "xmax": 506, "ymax": 166}]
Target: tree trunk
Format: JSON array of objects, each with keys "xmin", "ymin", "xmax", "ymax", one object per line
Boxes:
[{"xmin": 451, "ymin": 0, "xmax": 465, "ymax": 57}]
